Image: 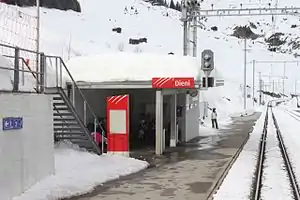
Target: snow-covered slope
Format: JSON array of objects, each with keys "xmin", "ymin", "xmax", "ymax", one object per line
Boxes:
[
  {"xmin": 1, "ymin": 0, "xmax": 300, "ymax": 116},
  {"xmin": 20, "ymin": 0, "xmax": 298, "ymax": 86}
]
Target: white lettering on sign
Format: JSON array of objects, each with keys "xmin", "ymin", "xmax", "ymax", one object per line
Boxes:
[{"xmin": 175, "ymin": 80, "xmax": 190, "ymax": 87}]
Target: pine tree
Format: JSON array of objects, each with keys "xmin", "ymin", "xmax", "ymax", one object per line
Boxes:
[
  {"xmin": 157, "ymin": 0, "xmax": 164, "ymax": 5},
  {"xmin": 175, "ymin": 2, "xmax": 179, "ymax": 10},
  {"xmin": 175, "ymin": 2, "xmax": 181, "ymax": 11},
  {"xmin": 169, "ymin": 0, "xmax": 175, "ymax": 9}
]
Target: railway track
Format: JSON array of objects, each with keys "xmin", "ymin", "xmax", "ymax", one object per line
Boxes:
[{"xmin": 251, "ymin": 104, "xmax": 300, "ymax": 200}]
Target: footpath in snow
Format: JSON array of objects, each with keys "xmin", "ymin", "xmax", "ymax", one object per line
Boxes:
[{"xmin": 13, "ymin": 142, "xmax": 149, "ymax": 200}]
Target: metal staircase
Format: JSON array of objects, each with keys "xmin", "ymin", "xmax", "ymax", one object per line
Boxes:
[
  {"xmin": 43, "ymin": 56, "xmax": 106, "ymax": 155},
  {"xmin": 0, "ymin": 43, "xmax": 105, "ymax": 155},
  {"xmin": 45, "ymin": 87, "xmax": 101, "ymax": 154}
]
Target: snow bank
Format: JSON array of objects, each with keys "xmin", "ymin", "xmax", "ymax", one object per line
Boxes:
[
  {"xmin": 66, "ymin": 53, "xmax": 200, "ymax": 82},
  {"xmin": 0, "ymin": 55, "xmax": 37, "ymax": 92},
  {"xmin": 273, "ymin": 108, "xmax": 300, "ymax": 195},
  {"xmin": 200, "ymin": 79, "xmax": 258, "ymax": 124},
  {"xmin": 0, "ymin": 55, "xmax": 13, "ymax": 90},
  {"xmin": 0, "ymin": 54, "xmax": 68, "ymax": 91},
  {"xmin": 13, "ymin": 142, "xmax": 149, "ymax": 200},
  {"xmin": 213, "ymin": 109, "xmax": 265, "ymax": 199}
]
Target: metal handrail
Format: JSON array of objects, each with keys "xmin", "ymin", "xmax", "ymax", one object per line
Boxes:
[
  {"xmin": 0, "ymin": 43, "xmax": 41, "ymax": 55},
  {"xmin": 46, "ymin": 55, "xmax": 107, "ymax": 142},
  {"xmin": 0, "ymin": 66, "xmax": 42, "ymax": 75},
  {"xmin": 3, "ymin": 55, "xmax": 39, "ymax": 80}
]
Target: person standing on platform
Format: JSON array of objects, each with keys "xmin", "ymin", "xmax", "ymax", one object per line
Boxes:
[{"xmin": 211, "ymin": 108, "xmax": 218, "ymax": 129}]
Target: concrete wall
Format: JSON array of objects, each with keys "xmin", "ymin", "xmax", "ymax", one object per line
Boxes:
[{"xmin": 0, "ymin": 93, "xmax": 54, "ymax": 200}]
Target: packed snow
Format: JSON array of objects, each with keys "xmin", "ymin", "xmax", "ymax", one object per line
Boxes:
[
  {"xmin": 0, "ymin": 54, "xmax": 38, "ymax": 92},
  {"xmin": 1, "ymin": 0, "xmax": 300, "ymax": 199},
  {"xmin": 8, "ymin": 0, "xmax": 297, "ymax": 90},
  {"xmin": 214, "ymin": 104, "xmax": 300, "ymax": 199},
  {"xmin": 1, "ymin": 0, "xmax": 299, "ymax": 112},
  {"xmin": 0, "ymin": 55, "xmax": 13, "ymax": 90},
  {"xmin": 12, "ymin": 142, "xmax": 149, "ymax": 200},
  {"xmin": 273, "ymin": 108, "xmax": 300, "ymax": 197}
]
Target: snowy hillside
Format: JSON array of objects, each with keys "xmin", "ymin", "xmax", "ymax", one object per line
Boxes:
[
  {"xmin": 19, "ymin": 0, "xmax": 299, "ymax": 85},
  {"xmin": 1, "ymin": 0, "xmax": 300, "ymax": 118}
]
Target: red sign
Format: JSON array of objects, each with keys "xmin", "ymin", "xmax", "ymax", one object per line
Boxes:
[
  {"xmin": 152, "ymin": 77, "xmax": 195, "ymax": 89},
  {"xmin": 106, "ymin": 95, "xmax": 129, "ymax": 155}
]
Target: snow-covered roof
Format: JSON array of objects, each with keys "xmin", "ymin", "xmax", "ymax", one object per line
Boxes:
[{"xmin": 66, "ymin": 53, "xmax": 200, "ymax": 83}]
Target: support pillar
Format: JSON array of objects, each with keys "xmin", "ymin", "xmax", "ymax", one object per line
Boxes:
[
  {"xmin": 181, "ymin": 94, "xmax": 187, "ymax": 143},
  {"xmin": 170, "ymin": 94, "xmax": 177, "ymax": 147},
  {"xmin": 155, "ymin": 90, "xmax": 163, "ymax": 155}
]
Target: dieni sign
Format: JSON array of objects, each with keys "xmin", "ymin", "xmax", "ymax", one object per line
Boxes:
[{"xmin": 152, "ymin": 77, "xmax": 195, "ymax": 89}]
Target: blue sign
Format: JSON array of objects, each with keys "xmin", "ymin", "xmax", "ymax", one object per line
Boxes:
[{"xmin": 2, "ymin": 117, "xmax": 23, "ymax": 131}]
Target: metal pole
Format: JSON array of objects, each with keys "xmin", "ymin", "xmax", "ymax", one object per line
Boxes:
[
  {"xmin": 272, "ymin": 80, "xmax": 275, "ymax": 93},
  {"xmin": 183, "ymin": 0, "xmax": 188, "ymax": 56},
  {"xmin": 182, "ymin": 0, "xmax": 190, "ymax": 112},
  {"xmin": 192, "ymin": 14, "xmax": 197, "ymax": 57},
  {"xmin": 259, "ymin": 72, "xmax": 262, "ymax": 105},
  {"xmin": 39, "ymin": 52, "xmax": 45, "ymax": 93},
  {"xmin": 252, "ymin": 60, "xmax": 255, "ymax": 106},
  {"xmin": 72, "ymin": 82, "xmax": 75, "ymax": 106},
  {"xmin": 36, "ymin": 0, "xmax": 40, "ymax": 87},
  {"xmin": 243, "ymin": 38, "xmax": 247, "ymax": 110},
  {"xmin": 205, "ymin": 71, "xmax": 208, "ymax": 90},
  {"xmin": 13, "ymin": 47, "xmax": 20, "ymax": 92},
  {"xmin": 282, "ymin": 79, "xmax": 284, "ymax": 95},
  {"xmin": 295, "ymin": 80, "xmax": 297, "ymax": 94},
  {"xmin": 283, "ymin": 62, "xmax": 286, "ymax": 95},
  {"xmin": 101, "ymin": 129, "xmax": 104, "ymax": 153},
  {"xmin": 83, "ymin": 101, "xmax": 87, "ymax": 126}
]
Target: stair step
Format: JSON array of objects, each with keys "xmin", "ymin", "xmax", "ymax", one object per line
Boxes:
[
  {"xmin": 53, "ymin": 96, "xmax": 63, "ymax": 101},
  {"xmin": 71, "ymin": 140, "xmax": 95, "ymax": 146},
  {"xmin": 53, "ymin": 103, "xmax": 67, "ymax": 107},
  {"xmin": 53, "ymin": 107, "xmax": 69, "ymax": 111},
  {"xmin": 54, "ymin": 127, "xmax": 82, "ymax": 131},
  {"xmin": 44, "ymin": 87, "xmax": 60, "ymax": 94},
  {"xmin": 53, "ymin": 122, "xmax": 79, "ymax": 126},
  {"xmin": 55, "ymin": 136, "xmax": 89, "ymax": 140},
  {"xmin": 53, "ymin": 112, "xmax": 73, "ymax": 116},
  {"xmin": 54, "ymin": 131, "xmax": 86, "ymax": 135},
  {"xmin": 53, "ymin": 117, "xmax": 76, "ymax": 121}
]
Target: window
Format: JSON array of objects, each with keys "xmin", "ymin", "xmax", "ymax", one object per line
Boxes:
[{"xmin": 109, "ymin": 110, "xmax": 127, "ymax": 134}]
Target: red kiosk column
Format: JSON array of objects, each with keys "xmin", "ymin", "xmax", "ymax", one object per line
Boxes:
[{"xmin": 106, "ymin": 95, "xmax": 129, "ymax": 157}]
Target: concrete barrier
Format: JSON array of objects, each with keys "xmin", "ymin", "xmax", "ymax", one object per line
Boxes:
[{"xmin": 0, "ymin": 93, "xmax": 54, "ymax": 200}]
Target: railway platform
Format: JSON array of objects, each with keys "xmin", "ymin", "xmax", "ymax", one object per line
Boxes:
[{"xmin": 67, "ymin": 112, "xmax": 261, "ymax": 200}]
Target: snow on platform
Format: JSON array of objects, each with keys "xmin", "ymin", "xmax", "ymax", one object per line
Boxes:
[
  {"xmin": 0, "ymin": 55, "xmax": 59, "ymax": 91},
  {"xmin": 12, "ymin": 142, "xmax": 149, "ymax": 200},
  {"xmin": 0, "ymin": 55, "xmax": 13, "ymax": 91},
  {"xmin": 274, "ymin": 108, "xmax": 300, "ymax": 196},
  {"xmin": 213, "ymin": 110, "xmax": 265, "ymax": 199},
  {"xmin": 66, "ymin": 53, "xmax": 200, "ymax": 82}
]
